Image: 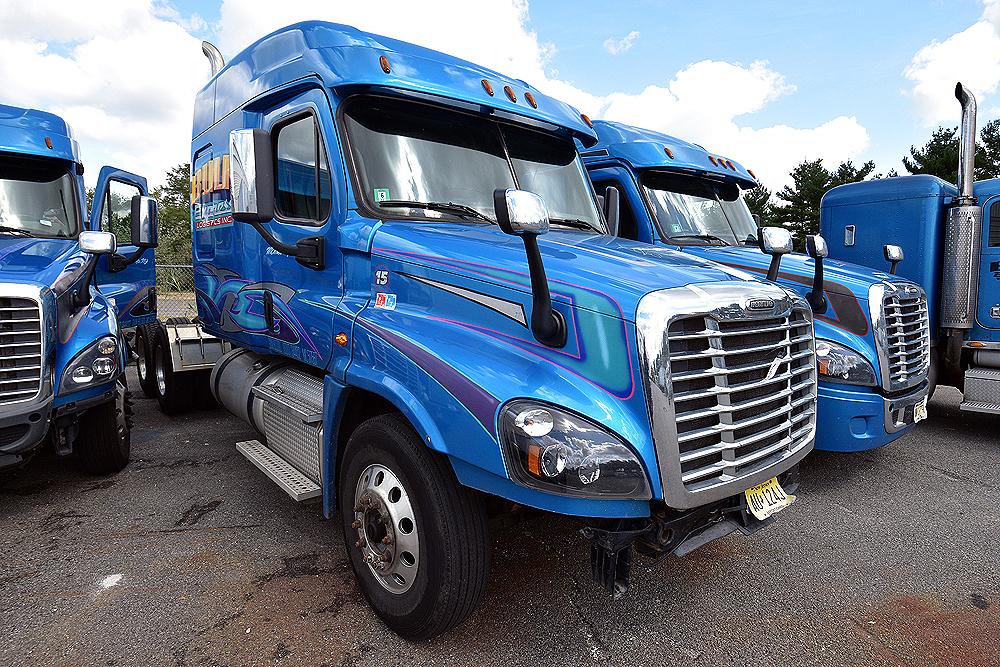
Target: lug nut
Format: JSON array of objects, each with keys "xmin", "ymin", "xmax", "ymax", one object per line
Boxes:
[
  {"xmin": 351, "ymin": 520, "xmax": 362, "ymax": 529},
  {"xmin": 381, "ymin": 552, "xmax": 392, "ymax": 563},
  {"xmin": 381, "ymin": 536, "xmax": 392, "ymax": 545}
]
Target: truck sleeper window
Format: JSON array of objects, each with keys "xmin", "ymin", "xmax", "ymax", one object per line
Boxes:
[
  {"xmin": 0, "ymin": 154, "xmax": 79, "ymax": 238},
  {"xmin": 274, "ymin": 114, "xmax": 332, "ymax": 223},
  {"xmin": 641, "ymin": 171, "xmax": 757, "ymax": 246},
  {"xmin": 343, "ymin": 97, "xmax": 602, "ymax": 231}
]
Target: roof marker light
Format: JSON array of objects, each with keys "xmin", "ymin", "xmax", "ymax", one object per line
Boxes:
[
  {"xmin": 504, "ymin": 85, "xmax": 517, "ymax": 103},
  {"xmin": 525, "ymin": 92, "xmax": 538, "ymax": 108},
  {"xmin": 44, "ymin": 137, "xmax": 53, "ymax": 149},
  {"xmin": 663, "ymin": 146, "xmax": 674, "ymax": 159},
  {"xmin": 379, "ymin": 55, "xmax": 391, "ymax": 74},
  {"xmin": 581, "ymin": 114, "xmax": 594, "ymax": 128},
  {"xmin": 748, "ymin": 169, "xmax": 757, "ymax": 180},
  {"xmin": 482, "ymin": 79, "xmax": 495, "ymax": 96},
  {"xmin": 727, "ymin": 160, "xmax": 736, "ymax": 170},
  {"xmin": 708, "ymin": 155, "xmax": 718, "ymax": 166}
]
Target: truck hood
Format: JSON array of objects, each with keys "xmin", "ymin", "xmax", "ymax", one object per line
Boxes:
[
  {"xmin": 679, "ymin": 245, "xmax": 893, "ymax": 298},
  {"xmin": 371, "ymin": 223, "xmax": 763, "ymax": 321},
  {"xmin": 0, "ymin": 237, "xmax": 85, "ymax": 289}
]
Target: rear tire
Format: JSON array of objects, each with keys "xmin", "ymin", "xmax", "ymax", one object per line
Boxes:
[
  {"xmin": 134, "ymin": 324, "xmax": 158, "ymax": 398},
  {"xmin": 75, "ymin": 377, "xmax": 132, "ymax": 475},
  {"xmin": 152, "ymin": 325, "xmax": 196, "ymax": 415},
  {"xmin": 339, "ymin": 413, "xmax": 491, "ymax": 640}
]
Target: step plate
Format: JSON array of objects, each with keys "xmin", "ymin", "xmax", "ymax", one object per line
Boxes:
[
  {"xmin": 961, "ymin": 367, "xmax": 1000, "ymax": 413},
  {"xmin": 959, "ymin": 400, "xmax": 1000, "ymax": 415},
  {"xmin": 236, "ymin": 440, "xmax": 321, "ymax": 501}
]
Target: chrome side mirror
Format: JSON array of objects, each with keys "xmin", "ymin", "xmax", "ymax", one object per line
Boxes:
[
  {"xmin": 493, "ymin": 188, "xmax": 564, "ymax": 347},
  {"xmin": 130, "ymin": 195, "xmax": 159, "ymax": 248},
  {"xmin": 79, "ymin": 230, "xmax": 117, "ymax": 255},
  {"xmin": 757, "ymin": 226, "xmax": 793, "ymax": 281},
  {"xmin": 494, "ymin": 189, "xmax": 549, "ymax": 236},
  {"xmin": 806, "ymin": 235, "xmax": 829, "ymax": 313},
  {"xmin": 229, "ymin": 128, "xmax": 274, "ymax": 223},
  {"xmin": 884, "ymin": 244, "xmax": 904, "ymax": 274}
]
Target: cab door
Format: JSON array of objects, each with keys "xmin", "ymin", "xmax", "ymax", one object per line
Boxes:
[
  {"xmin": 254, "ymin": 87, "xmax": 346, "ymax": 368},
  {"xmin": 89, "ymin": 167, "xmax": 156, "ymax": 327}
]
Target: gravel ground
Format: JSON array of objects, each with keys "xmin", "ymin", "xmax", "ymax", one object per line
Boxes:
[{"xmin": 1, "ymin": 371, "xmax": 997, "ymax": 667}]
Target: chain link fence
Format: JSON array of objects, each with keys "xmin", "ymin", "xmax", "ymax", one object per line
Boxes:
[{"xmin": 157, "ymin": 263, "xmax": 198, "ymax": 321}]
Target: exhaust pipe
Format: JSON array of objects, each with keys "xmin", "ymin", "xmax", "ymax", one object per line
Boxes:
[
  {"xmin": 202, "ymin": 41, "xmax": 225, "ymax": 77},
  {"xmin": 940, "ymin": 82, "xmax": 983, "ymax": 339},
  {"xmin": 956, "ymin": 82, "xmax": 977, "ymax": 203}
]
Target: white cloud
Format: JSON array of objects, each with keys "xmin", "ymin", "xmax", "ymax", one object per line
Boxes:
[
  {"xmin": 0, "ymin": 0, "xmax": 208, "ymax": 187},
  {"xmin": 215, "ymin": 0, "xmax": 869, "ymax": 190},
  {"xmin": 0, "ymin": 0, "xmax": 871, "ymax": 192},
  {"xmin": 905, "ymin": 0, "xmax": 1000, "ymax": 125},
  {"xmin": 604, "ymin": 31, "xmax": 640, "ymax": 56}
]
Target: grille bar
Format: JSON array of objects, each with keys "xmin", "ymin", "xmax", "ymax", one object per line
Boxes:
[{"xmin": 0, "ymin": 296, "xmax": 43, "ymax": 405}]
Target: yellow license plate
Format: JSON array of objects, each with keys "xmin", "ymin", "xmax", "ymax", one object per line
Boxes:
[
  {"xmin": 745, "ymin": 477, "xmax": 795, "ymax": 520},
  {"xmin": 914, "ymin": 397, "xmax": 928, "ymax": 423}
]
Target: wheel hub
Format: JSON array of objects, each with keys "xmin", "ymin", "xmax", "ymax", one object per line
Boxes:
[{"xmin": 352, "ymin": 463, "xmax": 420, "ymax": 594}]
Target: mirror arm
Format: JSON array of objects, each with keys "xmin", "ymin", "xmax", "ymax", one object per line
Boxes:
[
  {"xmin": 71, "ymin": 257, "xmax": 99, "ymax": 309},
  {"xmin": 766, "ymin": 255, "xmax": 782, "ymax": 282},
  {"xmin": 248, "ymin": 221, "xmax": 325, "ymax": 271},
  {"xmin": 808, "ymin": 257, "xmax": 827, "ymax": 313},
  {"xmin": 521, "ymin": 235, "xmax": 566, "ymax": 347},
  {"xmin": 604, "ymin": 186, "xmax": 620, "ymax": 237},
  {"xmin": 889, "ymin": 258, "xmax": 901, "ymax": 275},
  {"xmin": 108, "ymin": 246, "xmax": 147, "ymax": 273}
]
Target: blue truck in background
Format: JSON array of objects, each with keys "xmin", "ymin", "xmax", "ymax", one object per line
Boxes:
[
  {"xmin": 185, "ymin": 22, "xmax": 820, "ymax": 639},
  {"xmin": 0, "ymin": 104, "xmax": 158, "ymax": 474},
  {"xmin": 580, "ymin": 121, "xmax": 931, "ymax": 453},
  {"xmin": 822, "ymin": 83, "xmax": 1000, "ymax": 414}
]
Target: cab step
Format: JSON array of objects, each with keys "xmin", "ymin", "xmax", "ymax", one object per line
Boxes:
[
  {"xmin": 960, "ymin": 367, "xmax": 1000, "ymax": 414},
  {"xmin": 236, "ymin": 439, "xmax": 321, "ymax": 501}
]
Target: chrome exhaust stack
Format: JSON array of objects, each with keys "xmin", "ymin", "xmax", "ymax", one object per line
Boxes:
[
  {"xmin": 202, "ymin": 41, "xmax": 225, "ymax": 77},
  {"xmin": 940, "ymin": 82, "xmax": 982, "ymax": 331}
]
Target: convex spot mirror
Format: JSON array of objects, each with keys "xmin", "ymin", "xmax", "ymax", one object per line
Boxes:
[
  {"xmin": 884, "ymin": 244, "xmax": 904, "ymax": 263},
  {"xmin": 806, "ymin": 234, "xmax": 829, "ymax": 259},
  {"xmin": 79, "ymin": 230, "xmax": 116, "ymax": 255},
  {"xmin": 130, "ymin": 195, "xmax": 159, "ymax": 248},
  {"xmin": 494, "ymin": 189, "xmax": 549, "ymax": 236},
  {"xmin": 229, "ymin": 128, "xmax": 274, "ymax": 223},
  {"xmin": 758, "ymin": 226, "xmax": 793, "ymax": 256}
]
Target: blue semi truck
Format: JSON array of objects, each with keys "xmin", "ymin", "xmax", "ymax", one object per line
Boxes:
[
  {"xmin": 822, "ymin": 83, "xmax": 1000, "ymax": 412},
  {"xmin": 580, "ymin": 121, "xmax": 931, "ymax": 452},
  {"xmin": 0, "ymin": 104, "xmax": 157, "ymax": 474},
  {"xmin": 188, "ymin": 23, "xmax": 819, "ymax": 638}
]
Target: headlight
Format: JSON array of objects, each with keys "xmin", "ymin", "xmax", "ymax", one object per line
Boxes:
[
  {"xmin": 815, "ymin": 340, "xmax": 877, "ymax": 386},
  {"xmin": 60, "ymin": 336, "xmax": 119, "ymax": 393},
  {"xmin": 499, "ymin": 400, "xmax": 651, "ymax": 500}
]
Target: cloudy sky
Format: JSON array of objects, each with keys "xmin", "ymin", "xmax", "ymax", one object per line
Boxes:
[{"xmin": 0, "ymin": 0, "xmax": 995, "ymax": 191}]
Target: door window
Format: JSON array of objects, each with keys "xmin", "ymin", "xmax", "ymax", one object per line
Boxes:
[
  {"xmin": 103, "ymin": 180, "xmax": 140, "ymax": 244},
  {"xmin": 274, "ymin": 114, "xmax": 332, "ymax": 223}
]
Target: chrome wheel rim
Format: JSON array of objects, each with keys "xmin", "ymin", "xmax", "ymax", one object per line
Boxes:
[
  {"xmin": 155, "ymin": 345, "xmax": 167, "ymax": 395},
  {"xmin": 136, "ymin": 335, "xmax": 148, "ymax": 382},
  {"xmin": 352, "ymin": 463, "xmax": 420, "ymax": 594}
]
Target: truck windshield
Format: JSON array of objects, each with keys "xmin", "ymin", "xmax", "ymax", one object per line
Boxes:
[
  {"xmin": 641, "ymin": 171, "xmax": 757, "ymax": 246},
  {"xmin": 343, "ymin": 97, "xmax": 603, "ymax": 232},
  {"xmin": 0, "ymin": 154, "xmax": 79, "ymax": 238}
]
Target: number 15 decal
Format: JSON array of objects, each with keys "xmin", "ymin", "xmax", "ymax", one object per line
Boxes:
[{"xmin": 375, "ymin": 269, "xmax": 389, "ymax": 286}]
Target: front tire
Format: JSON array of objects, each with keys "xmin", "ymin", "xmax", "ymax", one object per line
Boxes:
[
  {"xmin": 339, "ymin": 413, "xmax": 491, "ymax": 640},
  {"xmin": 75, "ymin": 377, "xmax": 132, "ymax": 474},
  {"xmin": 134, "ymin": 324, "xmax": 158, "ymax": 398}
]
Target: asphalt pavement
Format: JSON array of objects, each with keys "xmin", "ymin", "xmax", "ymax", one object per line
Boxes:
[{"xmin": 1, "ymin": 371, "xmax": 997, "ymax": 667}]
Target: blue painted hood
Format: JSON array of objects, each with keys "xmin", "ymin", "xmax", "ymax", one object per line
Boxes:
[
  {"xmin": 372, "ymin": 222, "xmax": 759, "ymax": 321},
  {"xmin": 0, "ymin": 237, "xmax": 84, "ymax": 287},
  {"xmin": 681, "ymin": 245, "xmax": 893, "ymax": 297}
]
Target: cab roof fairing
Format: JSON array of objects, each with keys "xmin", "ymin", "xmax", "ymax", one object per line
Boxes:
[
  {"xmin": 194, "ymin": 21, "xmax": 598, "ymax": 147},
  {"xmin": 0, "ymin": 104, "xmax": 80, "ymax": 163},
  {"xmin": 580, "ymin": 120, "xmax": 757, "ymax": 190}
]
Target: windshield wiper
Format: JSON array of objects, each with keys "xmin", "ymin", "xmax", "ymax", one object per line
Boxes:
[
  {"xmin": 549, "ymin": 217, "xmax": 598, "ymax": 232},
  {"xmin": 378, "ymin": 200, "xmax": 494, "ymax": 224},
  {"xmin": 0, "ymin": 225, "xmax": 32, "ymax": 237},
  {"xmin": 668, "ymin": 233, "xmax": 731, "ymax": 246}
]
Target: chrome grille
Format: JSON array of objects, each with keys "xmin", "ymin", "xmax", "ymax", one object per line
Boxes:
[
  {"xmin": 0, "ymin": 296, "xmax": 43, "ymax": 404},
  {"xmin": 668, "ymin": 308, "xmax": 816, "ymax": 491},
  {"xmin": 872, "ymin": 282, "xmax": 930, "ymax": 393}
]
